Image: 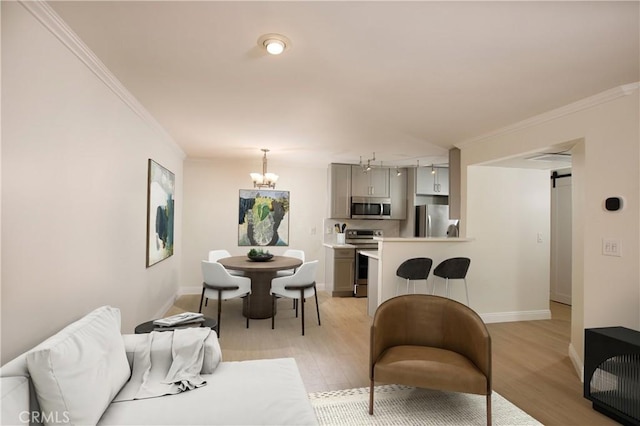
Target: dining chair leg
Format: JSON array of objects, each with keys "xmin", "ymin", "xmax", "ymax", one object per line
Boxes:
[
  {"xmin": 199, "ymin": 288, "xmax": 206, "ymax": 313},
  {"xmin": 245, "ymin": 294, "xmax": 250, "ymax": 329},
  {"xmin": 216, "ymin": 296, "xmax": 222, "ymax": 337},
  {"xmin": 299, "ymin": 289, "xmax": 305, "ymax": 336},
  {"xmin": 368, "ymin": 380, "xmax": 375, "ymax": 415},
  {"xmin": 314, "ymin": 285, "xmax": 321, "ymax": 326},
  {"xmin": 271, "ymin": 295, "xmax": 276, "ymax": 330},
  {"xmin": 486, "ymin": 393, "xmax": 492, "ymax": 426}
]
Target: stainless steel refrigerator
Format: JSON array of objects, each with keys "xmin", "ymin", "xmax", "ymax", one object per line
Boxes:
[{"xmin": 416, "ymin": 205, "xmax": 457, "ymax": 237}]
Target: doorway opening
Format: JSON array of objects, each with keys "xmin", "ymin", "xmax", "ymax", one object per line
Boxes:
[{"xmin": 550, "ymin": 168, "xmax": 572, "ymax": 305}]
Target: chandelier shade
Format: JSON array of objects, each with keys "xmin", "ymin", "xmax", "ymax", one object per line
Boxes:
[{"xmin": 250, "ymin": 149, "xmax": 278, "ymax": 189}]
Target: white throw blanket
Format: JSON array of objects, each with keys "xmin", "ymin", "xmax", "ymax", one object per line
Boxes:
[{"xmin": 113, "ymin": 328, "xmax": 210, "ymax": 401}]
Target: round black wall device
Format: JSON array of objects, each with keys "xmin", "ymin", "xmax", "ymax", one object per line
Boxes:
[{"xmin": 605, "ymin": 197, "xmax": 623, "ymax": 211}]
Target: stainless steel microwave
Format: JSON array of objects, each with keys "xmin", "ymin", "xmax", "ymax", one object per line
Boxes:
[{"xmin": 351, "ymin": 197, "xmax": 392, "ymax": 219}]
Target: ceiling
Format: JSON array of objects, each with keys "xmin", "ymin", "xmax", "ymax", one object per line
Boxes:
[{"xmin": 48, "ymin": 1, "xmax": 639, "ymax": 168}]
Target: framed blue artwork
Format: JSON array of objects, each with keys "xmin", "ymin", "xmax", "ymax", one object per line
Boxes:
[{"xmin": 146, "ymin": 159, "xmax": 175, "ymax": 266}]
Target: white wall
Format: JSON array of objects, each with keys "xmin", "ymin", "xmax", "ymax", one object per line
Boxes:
[
  {"xmin": 1, "ymin": 2, "xmax": 185, "ymax": 362},
  {"xmin": 466, "ymin": 166, "xmax": 551, "ymax": 313},
  {"xmin": 459, "ymin": 85, "xmax": 640, "ymax": 364},
  {"xmin": 181, "ymin": 159, "xmax": 327, "ymax": 294}
]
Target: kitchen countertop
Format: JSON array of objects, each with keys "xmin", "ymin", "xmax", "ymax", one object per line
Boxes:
[
  {"xmin": 374, "ymin": 237, "xmax": 474, "ymax": 242},
  {"xmin": 359, "ymin": 250, "xmax": 379, "ymax": 260},
  {"xmin": 323, "ymin": 243, "xmax": 356, "ymax": 249}
]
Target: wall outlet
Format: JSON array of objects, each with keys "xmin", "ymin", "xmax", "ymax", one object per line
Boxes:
[
  {"xmin": 325, "ymin": 226, "xmax": 333, "ymax": 234},
  {"xmin": 602, "ymin": 238, "xmax": 622, "ymax": 257},
  {"xmin": 537, "ymin": 233, "xmax": 543, "ymax": 243}
]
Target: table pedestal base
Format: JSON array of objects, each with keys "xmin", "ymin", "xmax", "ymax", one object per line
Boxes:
[
  {"xmin": 243, "ymin": 270, "xmax": 278, "ymax": 319},
  {"xmin": 217, "ymin": 256, "xmax": 302, "ymax": 320}
]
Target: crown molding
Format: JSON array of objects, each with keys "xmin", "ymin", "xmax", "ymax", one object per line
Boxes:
[
  {"xmin": 457, "ymin": 82, "xmax": 640, "ymax": 149},
  {"xmin": 19, "ymin": 0, "xmax": 186, "ymax": 159}
]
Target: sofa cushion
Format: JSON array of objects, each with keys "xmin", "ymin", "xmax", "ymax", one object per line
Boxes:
[
  {"xmin": 99, "ymin": 358, "xmax": 318, "ymax": 425},
  {"xmin": 1, "ymin": 376, "xmax": 30, "ymax": 425},
  {"xmin": 26, "ymin": 306, "xmax": 130, "ymax": 426}
]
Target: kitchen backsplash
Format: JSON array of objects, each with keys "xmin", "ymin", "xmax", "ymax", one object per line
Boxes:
[{"xmin": 323, "ymin": 218, "xmax": 400, "ymax": 244}]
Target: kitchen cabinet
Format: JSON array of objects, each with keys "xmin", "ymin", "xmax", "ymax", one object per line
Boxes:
[
  {"xmin": 389, "ymin": 168, "xmax": 407, "ymax": 219},
  {"xmin": 327, "ymin": 164, "xmax": 351, "ymax": 219},
  {"xmin": 324, "ymin": 246, "xmax": 355, "ymax": 297},
  {"xmin": 351, "ymin": 166, "xmax": 389, "ymax": 197},
  {"xmin": 416, "ymin": 166, "xmax": 449, "ymax": 195},
  {"xmin": 328, "ymin": 163, "xmax": 407, "ymax": 220}
]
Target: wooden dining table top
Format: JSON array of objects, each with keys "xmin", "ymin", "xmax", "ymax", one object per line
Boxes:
[{"xmin": 218, "ymin": 255, "xmax": 302, "ymax": 272}]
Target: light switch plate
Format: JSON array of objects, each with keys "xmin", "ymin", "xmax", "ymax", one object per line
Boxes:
[{"xmin": 602, "ymin": 238, "xmax": 622, "ymax": 257}]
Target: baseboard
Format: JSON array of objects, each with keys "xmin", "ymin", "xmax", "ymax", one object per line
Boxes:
[
  {"xmin": 568, "ymin": 342, "xmax": 584, "ymax": 382},
  {"xmin": 179, "ymin": 286, "xmax": 203, "ymax": 296},
  {"xmin": 480, "ymin": 309, "xmax": 551, "ymax": 324},
  {"xmin": 153, "ymin": 292, "xmax": 179, "ymax": 319}
]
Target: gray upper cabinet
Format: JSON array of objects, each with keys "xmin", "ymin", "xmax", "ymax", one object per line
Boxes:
[
  {"xmin": 416, "ymin": 166, "xmax": 449, "ymax": 195},
  {"xmin": 351, "ymin": 166, "xmax": 389, "ymax": 197},
  {"xmin": 390, "ymin": 169, "xmax": 407, "ymax": 219},
  {"xmin": 327, "ymin": 164, "xmax": 351, "ymax": 219},
  {"xmin": 328, "ymin": 163, "xmax": 407, "ymax": 220}
]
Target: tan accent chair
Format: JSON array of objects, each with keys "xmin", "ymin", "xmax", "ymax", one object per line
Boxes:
[{"xmin": 369, "ymin": 294, "xmax": 492, "ymax": 425}]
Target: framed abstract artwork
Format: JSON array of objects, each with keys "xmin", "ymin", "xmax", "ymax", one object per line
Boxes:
[
  {"xmin": 238, "ymin": 189, "xmax": 289, "ymax": 246},
  {"xmin": 146, "ymin": 159, "xmax": 175, "ymax": 267}
]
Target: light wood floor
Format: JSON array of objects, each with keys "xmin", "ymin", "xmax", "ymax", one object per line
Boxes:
[{"xmin": 167, "ymin": 292, "xmax": 616, "ymax": 426}]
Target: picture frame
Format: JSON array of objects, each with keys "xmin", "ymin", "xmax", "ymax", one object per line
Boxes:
[
  {"xmin": 146, "ymin": 159, "xmax": 175, "ymax": 267},
  {"xmin": 238, "ymin": 189, "xmax": 289, "ymax": 246}
]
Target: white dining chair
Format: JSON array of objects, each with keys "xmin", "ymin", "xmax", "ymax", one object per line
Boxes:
[
  {"xmin": 276, "ymin": 249, "xmax": 305, "ymax": 277},
  {"xmin": 200, "ymin": 260, "xmax": 251, "ymax": 336},
  {"xmin": 208, "ymin": 249, "xmax": 243, "ymax": 276},
  {"xmin": 270, "ymin": 260, "xmax": 320, "ymax": 336}
]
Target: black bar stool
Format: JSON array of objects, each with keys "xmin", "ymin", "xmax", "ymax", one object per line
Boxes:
[
  {"xmin": 432, "ymin": 257, "xmax": 471, "ymax": 305},
  {"xmin": 395, "ymin": 257, "xmax": 433, "ymax": 295}
]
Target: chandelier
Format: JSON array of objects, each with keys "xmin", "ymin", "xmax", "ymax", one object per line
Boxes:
[{"xmin": 250, "ymin": 149, "xmax": 279, "ymax": 189}]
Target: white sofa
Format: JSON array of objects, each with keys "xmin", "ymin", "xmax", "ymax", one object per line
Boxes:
[{"xmin": 0, "ymin": 306, "xmax": 318, "ymax": 425}]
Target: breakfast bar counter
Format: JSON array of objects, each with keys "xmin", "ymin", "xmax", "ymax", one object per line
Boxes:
[{"xmin": 369, "ymin": 237, "xmax": 475, "ymax": 314}]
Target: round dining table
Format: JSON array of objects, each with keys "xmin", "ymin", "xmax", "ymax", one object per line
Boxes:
[{"xmin": 218, "ymin": 255, "xmax": 303, "ymax": 319}]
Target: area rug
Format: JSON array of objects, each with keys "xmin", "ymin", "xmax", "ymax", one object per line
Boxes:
[{"xmin": 309, "ymin": 384, "xmax": 542, "ymax": 425}]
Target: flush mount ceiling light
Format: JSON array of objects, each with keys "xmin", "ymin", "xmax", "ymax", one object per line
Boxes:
[
  {"xmin": 258, "ymin": 33, "xmax": 291, "ymax": 55},
  {"xmin": 250, "ymin": 149, "xmax": 279, "ymax": 189}
]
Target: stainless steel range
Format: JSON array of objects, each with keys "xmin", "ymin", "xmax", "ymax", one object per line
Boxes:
[{"xmin": 345, "ymin": 229, "xmax": 383, "ymax": 298}]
